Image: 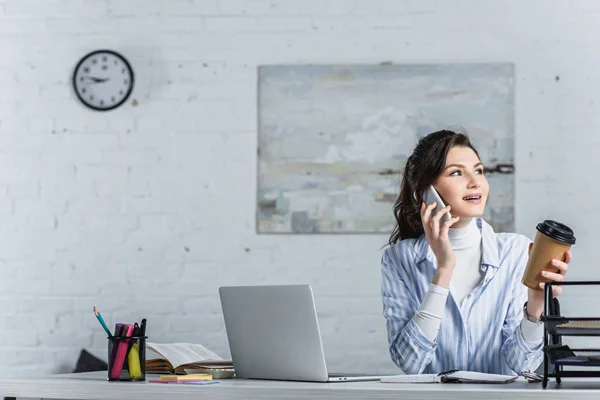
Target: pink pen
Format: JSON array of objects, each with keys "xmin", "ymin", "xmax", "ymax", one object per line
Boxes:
[{"xmin": 110, "ymin": 324, "xmax": 134, "ymax": 380}]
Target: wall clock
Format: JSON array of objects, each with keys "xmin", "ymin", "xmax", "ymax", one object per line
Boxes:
[{"xmin": 72, "ymin": 50, "xmax": 134, "ymax": 111}]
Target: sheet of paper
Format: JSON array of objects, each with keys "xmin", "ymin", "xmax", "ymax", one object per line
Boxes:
[
  {"xmin": 380, "ymin": 374, "xmax": 440, "ymax": 383},
  {"xmin": 448, "ymin": 371, "xmax": 517, "ymax": 383},
  {"xmin": 146, "ymin": 342, "xmax": 224, "ymax": 368}
]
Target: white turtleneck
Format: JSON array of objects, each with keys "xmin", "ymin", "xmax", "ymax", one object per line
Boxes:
[
  {"xmin": 447, "ymin": 218, "xmax": 485, "ymax": 304},
  {"xmin": 412, "ymin": 218, "xmax": 543, "ymax": 345}
]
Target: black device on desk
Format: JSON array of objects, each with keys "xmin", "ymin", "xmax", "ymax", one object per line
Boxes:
[{"xmin": 541, "ymin": 280, "xmax": 600, "ymax": 388}]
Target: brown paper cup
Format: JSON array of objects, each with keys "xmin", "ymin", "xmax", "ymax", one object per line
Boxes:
[{"xmin": 522, "ymin": 220, "xmax": 575, "ymax": 291}]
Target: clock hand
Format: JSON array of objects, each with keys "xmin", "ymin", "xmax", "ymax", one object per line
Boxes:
[{"xmin": 82, "ymin": 76, "xmax": 110, "ymax": 83}]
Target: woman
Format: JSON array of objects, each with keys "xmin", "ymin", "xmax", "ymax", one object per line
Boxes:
[{"xmin": 381, "ymin": 130, "xmax": 571, "ymax": 375}]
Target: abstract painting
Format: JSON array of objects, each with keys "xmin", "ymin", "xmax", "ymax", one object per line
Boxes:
[{"xmin": 257, "ymin": 63, "xmax": 515, "ymax": 233}]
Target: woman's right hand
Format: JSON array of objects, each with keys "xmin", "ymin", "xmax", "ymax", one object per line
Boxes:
[{"xmin": 420, "ymin": 202, "xmax": 460, "ymax": 270}]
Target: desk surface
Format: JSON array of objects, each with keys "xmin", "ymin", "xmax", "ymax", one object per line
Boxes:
[{"xmin": 2, "ymin": 372, "xmax": 600, "ymax": 400}]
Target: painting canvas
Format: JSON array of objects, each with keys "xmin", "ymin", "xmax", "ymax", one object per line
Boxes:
[{"xmin": 257, "ymin": 63, "xmax": 515, "ymax": 234}]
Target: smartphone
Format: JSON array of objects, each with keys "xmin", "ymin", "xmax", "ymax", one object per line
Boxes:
[{"xmin": 422, "ymin": 185, "xmax": 451, "ymax": 224}]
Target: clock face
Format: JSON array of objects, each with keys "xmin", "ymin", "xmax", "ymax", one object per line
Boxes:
[{"xmin": 72, "ymin": 50, "xmax": 134, "ymax": 111}]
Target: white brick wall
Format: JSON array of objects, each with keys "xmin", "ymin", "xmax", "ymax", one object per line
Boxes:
[{"xmin": 1, "ymin": 0, "xmax": 600, "ymax": 377}]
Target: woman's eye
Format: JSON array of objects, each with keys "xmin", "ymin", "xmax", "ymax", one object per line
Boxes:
[
  {"xmin": 449, "ymin": 170, "xmax": 461, "ymax": 176},
  {"xmin": 475, "ymin": 168, "xmax": 484, "ymax": 174}
]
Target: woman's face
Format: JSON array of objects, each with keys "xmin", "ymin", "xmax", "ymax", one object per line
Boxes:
[{"xmin": 433, "ymin": 146, "xmax": 489, "ymax": 219}]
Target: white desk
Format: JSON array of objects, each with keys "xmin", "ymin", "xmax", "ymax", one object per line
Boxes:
[{"xmin": 1, "ymin": 371, "xmax": 600, "ymax": 400}]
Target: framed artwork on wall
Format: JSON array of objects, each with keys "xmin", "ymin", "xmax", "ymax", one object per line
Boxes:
[{"xmin": 257, "ymin": 63, "xmax": 515, "ymax": 234}]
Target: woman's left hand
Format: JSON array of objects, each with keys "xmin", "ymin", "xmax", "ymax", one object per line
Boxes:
[{"xmin": 526, "ymin": 245, "xmax": 572, "ymax": 318}]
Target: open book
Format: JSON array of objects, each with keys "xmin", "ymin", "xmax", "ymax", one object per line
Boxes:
[
  {"xmin": 145, "ymin": 342, "xmax": 233, "ymax": 374},
  {"xmin": 381, "ymin": 370, "xmax": 518, "ymax": 384}
]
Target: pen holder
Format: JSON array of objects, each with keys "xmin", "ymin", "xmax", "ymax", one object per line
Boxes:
[{"xmin": 107, "ymin": 335, "xmax": 147, "ymax": 381}]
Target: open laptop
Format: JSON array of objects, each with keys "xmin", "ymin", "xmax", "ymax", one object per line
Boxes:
[{"xmin": 218, "ymin": 284, "xmax": 387, "ymax": 382}]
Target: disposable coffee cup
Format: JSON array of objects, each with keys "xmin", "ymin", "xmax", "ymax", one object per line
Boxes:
[{"xmin": 522, "ymin": 220, "xmax": 575, "ymax": 291}]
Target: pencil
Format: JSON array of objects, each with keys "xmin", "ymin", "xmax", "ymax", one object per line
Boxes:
[{"xmin": 93, "ymin": 306, "xmax": 113, "ymax": 337}]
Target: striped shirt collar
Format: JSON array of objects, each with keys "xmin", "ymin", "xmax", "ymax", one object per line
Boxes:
[{"xmin": 413, "ymin": 217, "xmax": 500, "ymax": 268}]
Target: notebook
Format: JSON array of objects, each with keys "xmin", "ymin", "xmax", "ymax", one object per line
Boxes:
[{"xmin": 380, "ymin": 370, "xmax": 518, "ymax": 384}]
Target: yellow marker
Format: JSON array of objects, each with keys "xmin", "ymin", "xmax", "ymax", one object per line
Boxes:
[
  {"xmin": 159, "ymin": 373, "xmax": 212, "ymax": 381},
  {"xmin": 127, "ymin": 343, "xmax": 142, "ymax": 379}
]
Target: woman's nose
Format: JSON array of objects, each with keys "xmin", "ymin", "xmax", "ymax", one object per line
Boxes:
[{"xmin": 468, "ymin": 178, "xmax": 481, "ymax": 188}]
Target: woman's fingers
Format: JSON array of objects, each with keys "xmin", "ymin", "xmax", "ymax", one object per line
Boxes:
[
  {"xmin": 433, "ymin": 205, "xmax": 451, "ymax": 222},
  {"xmin": 421, "ymin": 202, "xmax": 437, "ymax": 235},
  {"xmin": 440, "ymin": 216, "xmax": 460, "ymax": 237},
  {"xmin": 540, "ymin": 282, "xmax": 564, "ymax": 297},
  {"xmin": 538, "ymin": 251, "xmax": 572, "ymax": 298},
  {"xmin": 564, "ymin": 250, "xmax": 572, "ymax": 264},
  {"xmin": 429, "ymin": 205, "xmax": 450, "ymax": 238},
  {"xmin": 550, "ymin": 258, "xmax": 569, "ymax": 275},
  {"xmin": 421, "ymin": 202, "xmax": 437, "ymax": 222},
  {"xmin": 552, "ymin": 285, "xmax": 563, "ymax": 297},
  {"xmin": 541, "ymin": 270, "xmax": 565, "ymax": 282}
]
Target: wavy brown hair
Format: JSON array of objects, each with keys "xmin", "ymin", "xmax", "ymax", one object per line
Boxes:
[{"xmin": 388, "ymin": 130, "xmax": 480, "ymax": 245}]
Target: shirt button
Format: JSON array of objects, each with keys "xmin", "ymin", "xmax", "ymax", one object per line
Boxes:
[{"xmin": 467, "ymin": 294, "xmax": 472, "ymax": 299}]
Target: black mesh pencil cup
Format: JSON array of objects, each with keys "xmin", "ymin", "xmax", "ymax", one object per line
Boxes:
[{"xmin": 107, "ymin": 334, "xmax": 147, "ymax": 381}]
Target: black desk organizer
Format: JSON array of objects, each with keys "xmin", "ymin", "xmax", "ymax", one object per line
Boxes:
[{"xmin": 540, "ymin": 280, "xmax": 600, "ymax": 388}]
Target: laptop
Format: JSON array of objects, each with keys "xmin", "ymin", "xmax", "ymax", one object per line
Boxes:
[{"xmin": 218, "ymin": 284, "xmax": 386, "ymax": 382}]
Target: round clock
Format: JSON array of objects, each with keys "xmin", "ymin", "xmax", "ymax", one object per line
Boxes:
[{"xmin": 72, "ymin": 50, "xmax": 134, "ymax": 111}]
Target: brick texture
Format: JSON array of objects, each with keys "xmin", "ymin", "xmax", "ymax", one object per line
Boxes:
[{"xmin": 0, "ymin": 0, "xmax": 598, "ymax": 376}]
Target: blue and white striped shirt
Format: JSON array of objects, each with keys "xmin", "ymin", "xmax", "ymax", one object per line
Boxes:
[{"xmin": 381, "ymin": 217, "xmax": 543, "ymax": 375}]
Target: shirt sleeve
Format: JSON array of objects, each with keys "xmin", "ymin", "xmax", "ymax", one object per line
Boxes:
[
  {"xmin": 381, "ymin": 249, "xmax": 442, "ymax": 374},
  {"xmin": 413, "ymin": 284, "xmax": 450, "ymax": 342},
  {"xmin": 520, "ymin": 318, "xmax": 544, "ymax": 343},
  {"xmin": 500, "ymin": 238, "xmax": 544, "ymax": 373}
]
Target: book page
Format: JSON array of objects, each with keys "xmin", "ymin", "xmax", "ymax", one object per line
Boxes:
[{"xmin": 147, "ymin": 342, "xmax": 224, "ymax": 369}]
